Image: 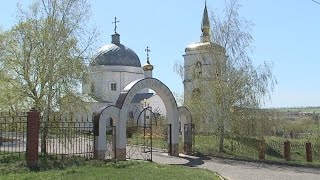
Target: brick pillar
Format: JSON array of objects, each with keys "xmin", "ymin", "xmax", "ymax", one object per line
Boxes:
[
  {"xmin": 306, "ymin": 142, "xmax": 312, "ymax": 162},
  {"xmin": 27, "ymin": 108, "xmax": 40, "ymax": 168},
  {"xmin": 284, "ymin": 140, "xmax": 291, "ymax": 161},
  {"xmin": 258, "ymin": 139, "xmax": 265, "ymax": 160}
]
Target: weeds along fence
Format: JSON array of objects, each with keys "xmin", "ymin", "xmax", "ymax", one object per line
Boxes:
[
  {"xmin": 264, "ymin": 139, "xmax": 283, "ymax": 161},
  {"xmin": 194, "ymin": 134, "xmax": 259, "ymax": 160},
  {"xmin": 289, "ymin": 141, "xmax": 306, "ymax": 162},
  {"xmin": 40, "ymin": 115, "xmax": 94, "ymax": 159},
  {"xmin": 194, "ymin": 133, "xmax": 320, "ymax": 164},
  {"xmin": 264, "ymin": 139, "xmax": 320, "ymax": 163},
  {"xmin": 0, "ymin": 112, "xmax": 27, "ymax": 159},
  {"xmin": 312, "ymin": 144, "xmax": 320, "ymax": 162}
]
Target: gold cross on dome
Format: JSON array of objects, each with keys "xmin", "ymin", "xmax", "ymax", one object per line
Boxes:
[{"xmin": 145, "ymin": 46, "xmax": 151, "ymax": 64}]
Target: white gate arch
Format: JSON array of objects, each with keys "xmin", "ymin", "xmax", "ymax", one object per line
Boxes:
[
  {"xmin": 94, "ymin": 78, "xmax": 193, "ymax": 160},
  {"xmin": 93, "ymin": 105, "xmax": 120, "ymax": 159},
  {"xmin": 115, "ymin": 78, "xmax": 179, "ymax": 159}
]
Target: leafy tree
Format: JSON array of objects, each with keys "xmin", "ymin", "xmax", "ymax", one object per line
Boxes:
[{"xmin": 0, "ymin": 0, "xmax": 97, "ymax": 153}]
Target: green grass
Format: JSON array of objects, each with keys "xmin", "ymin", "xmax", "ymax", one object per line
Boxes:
[
  {"xmin": 0, "ymin": 160, "xmax": 220, "ymax": 180},
  {"xmin": 0, "ymin": 152, "xmax": 25, "ymax": 163},
  {"xmin": 126, "ymin": 126, "xmax": 168, "ymax": 151},
  {"xmin": 194, "ymin": 135, "xmax": 259, "ymax": 159},
  {"xmin": 128, "ymin": 136, "xmax": 167, "ymax": 149}
]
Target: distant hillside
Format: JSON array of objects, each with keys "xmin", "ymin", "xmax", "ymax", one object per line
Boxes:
[
  {"xmin": 265, "ymin": 107, "xmax": 320, "ymax": 137},
  {"xmin": 272, "ymin": 107, "xmax": 320, "ymax": 114}
]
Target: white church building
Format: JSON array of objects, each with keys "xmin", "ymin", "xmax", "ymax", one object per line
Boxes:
[{"xmin": 80, "ymin": 27, "xmax": 165, "ymax": 123}]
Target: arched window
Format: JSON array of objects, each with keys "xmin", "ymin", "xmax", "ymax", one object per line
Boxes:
[
  {"xmin": 192, "ymin": 88, "xmax": 201, "ymax": 99},
  {"xmin": 196, "ymin": 61, "xmax": 202, "ymax": 68},
  {"xmin": 194, "ymin": 61, "xmax": 202, "ymax": 79}
]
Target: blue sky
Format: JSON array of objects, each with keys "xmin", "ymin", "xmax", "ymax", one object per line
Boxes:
[{"xmin": 1, "ymin": 0, "xmax": 320, "ymax": 108}]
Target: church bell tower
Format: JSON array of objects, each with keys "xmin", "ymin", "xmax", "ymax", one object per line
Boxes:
[{"xmin": 183, "ymin": 3, "xmax": 227, "ymax": 104}]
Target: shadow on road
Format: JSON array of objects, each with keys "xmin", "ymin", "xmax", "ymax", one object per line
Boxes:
[{"xmin": 169, "ymin": 155, "xmax": 212, "ymax": 167}]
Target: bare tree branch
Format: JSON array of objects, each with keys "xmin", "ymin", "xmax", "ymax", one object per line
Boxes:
[{"xmin": 312, "ymin": 0, "xmax": 320, "ymax": 5}]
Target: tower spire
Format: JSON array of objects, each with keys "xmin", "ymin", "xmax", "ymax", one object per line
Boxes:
[{"xmin": 201, "ymin": 2, "xmax": 211, "ymax": 42}]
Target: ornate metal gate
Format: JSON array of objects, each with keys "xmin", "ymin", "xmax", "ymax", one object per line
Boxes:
[
  {"xmin": 126, "ymin": 107, "xmax": 153, "ymax": 161},
  {"xmin": 150, "ymin": 119, "xmax": 170, "ymax": 153},
  {"xmin": 126, "ymin": 106, "xmax": 173, "ymax": 161}
]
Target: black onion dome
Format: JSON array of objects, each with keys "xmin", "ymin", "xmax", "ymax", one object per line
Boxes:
[{"xmin": 90, "ymin": 33, "xmax": 141, "ymax": 67}]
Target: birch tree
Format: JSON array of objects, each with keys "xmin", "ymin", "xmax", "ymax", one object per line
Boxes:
[{"xmin": 0, "ymin": 0, "xmax": 97, "ymax": 153}]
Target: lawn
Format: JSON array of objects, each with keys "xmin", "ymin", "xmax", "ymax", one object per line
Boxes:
[
  {"xmin": 194, "ymin": 135, "xmax": 260, "ymax": 160},
  {"xmin": 0, "ymin": 160, "xmax": 220, "ymax": 180}
]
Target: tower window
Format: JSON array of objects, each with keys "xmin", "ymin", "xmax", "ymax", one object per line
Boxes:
[
  {"xmin": 196, "ymin": 61, "xmax": 202, "ymax": 68},
  {"xmin": 194, "ymin": 61, "xmax": 202, "ymax": 79},
  {"xmin": 110, "ymin": 83, "xmax": 117, "ymax": 91},
  {"xmin": 192, "ymin": 88, "xmax": 201, "ymax": 99}
]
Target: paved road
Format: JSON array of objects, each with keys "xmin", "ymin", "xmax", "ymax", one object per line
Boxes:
[{"xmin": 152, "ymin": 152, "xmax": 320, "ymax": 180}]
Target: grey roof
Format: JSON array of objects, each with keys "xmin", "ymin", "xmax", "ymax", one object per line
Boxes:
[
  {"xmin": 90, "ymin": 34, "xmax": 141, "ymax": 67},
  {"xmin": 116, "ymin": 92, "xmax": 155, "ymax": 108},
  {"xmin": 116, "ymin": 93, "xmax": 127, "ymax": 108},
  {"xmin": 131, "ymin": 93, "xmax": 154, "ymax": 103}
]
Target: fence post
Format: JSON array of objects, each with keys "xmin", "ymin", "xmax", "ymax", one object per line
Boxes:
[
  {"xmin": 306, "ymin": 141, "xmax": 312, "ymax": 162},
  {"xmin": 258, "ymin": 139, "xmax": 265, "ymax": 160},
  {"xmin": 26, "ymin": 108, "xmax": 40, "ymax": 169},
  {"xmin": 284, "ymin": 140, "xmax": 291, "ymax": 161}
]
